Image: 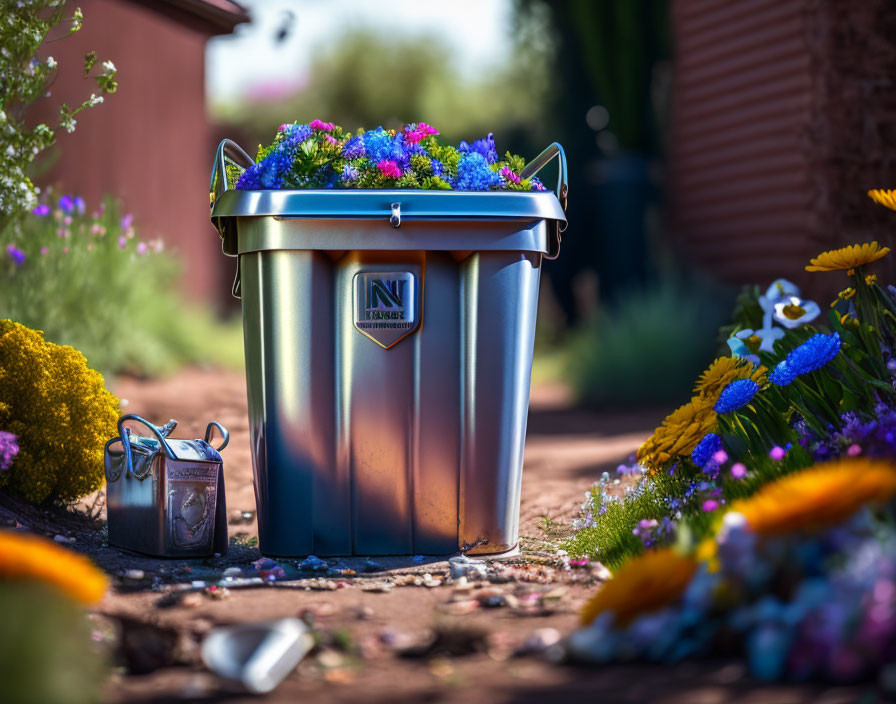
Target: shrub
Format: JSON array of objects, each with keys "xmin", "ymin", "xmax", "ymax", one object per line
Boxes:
[
  {"xmin": 1, "ymin": 194, "xmax": 243, "ymax": 376},
  {"xmin": 564, "ymin": 276, "xmax": 732, "ymax": 405},
  {"xmin": 0, "ymin": 319, "xmax": 118, "ymax": 504}
]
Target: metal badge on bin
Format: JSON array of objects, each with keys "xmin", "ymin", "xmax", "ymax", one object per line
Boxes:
[{"xmin": 105, "ymin": 414, "xmax": 229, "ymax": 558}]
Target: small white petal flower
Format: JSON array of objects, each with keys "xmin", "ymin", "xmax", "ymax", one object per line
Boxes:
[{"xmin": 773, "ymin": 296, "xmax": 821, "ymax": 329}]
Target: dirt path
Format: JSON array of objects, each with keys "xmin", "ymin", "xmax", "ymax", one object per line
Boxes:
[{"xmin": 10, "ymin": 368, "xmax": 865, "ymax": 702}]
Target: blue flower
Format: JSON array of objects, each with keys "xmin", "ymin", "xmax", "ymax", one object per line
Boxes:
[
  {"xmin": 455, "ymin": 152, "xmax": 503, "ymax": 190},
  {"xmin": 341, "ymin": 164, "xmax": 359, "ymax": 184},
  {"xmin": 714, "ymin": 379, "xmax": 760, "ymax": 413},
  {"xmin": 430, "ymin": 158, "xmax": 443, "ymax": 177},
  {"xmin": 691, "ymin": 433, "xmax": 722, "ymax": 467},
  {"xmin": 5, "ymin": 244, "xmax": 25, "ymax": 267},
  {"xmin": 769, "ymin": 333, "xmax": 841, "ymax": 387},
  {"xmin": 459, "ymin": 132, "xmax": 498, "ymax": 164},
  {"xmin": 58, "ymin": 195, "xmax": 75, "ymax": 214},
  {"xmin": 342, "ymin": 135, "xmax": 366, "ymax": 159},
  {"xmin": 237, "ymin": 124, "xmax": 312, "ymax": 190}
]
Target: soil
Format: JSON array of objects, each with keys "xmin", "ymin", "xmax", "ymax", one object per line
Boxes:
[{"xmin": 1, "ymin": 368, "xmax": 879, "ymax": 703}]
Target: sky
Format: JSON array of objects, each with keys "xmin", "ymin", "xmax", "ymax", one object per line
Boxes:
[{"xmin": 207, "ymin": 0, "xmax": 514, "ymax": 104}]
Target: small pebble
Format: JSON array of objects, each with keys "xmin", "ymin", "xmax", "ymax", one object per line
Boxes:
[
  {"xmin": 123, "ymin": 569, "xmax": 145, "ymax": 581},
  {"xmin": 53, "ymin": 534, "xmax": 75, "ymax": 544}
]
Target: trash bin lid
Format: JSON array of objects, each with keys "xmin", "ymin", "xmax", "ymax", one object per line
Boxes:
[{"xmin": 211, "ymin": 188, "xmax": 567, "ymax": 224}]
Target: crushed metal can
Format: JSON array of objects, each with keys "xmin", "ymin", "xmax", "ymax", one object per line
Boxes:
[{"xmin": 105, "ymin": 414, "xmax": 229, "ymax": 558}]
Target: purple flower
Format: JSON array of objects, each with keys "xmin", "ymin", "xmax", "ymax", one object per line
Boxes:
[
  {"xmin": 731, "ymin": 462, "xmax": 748, "ymax": 479},
  {"xmin": 74, "ymin": 196, "xmax": 85, "ymax": 214},
  {"xmin": 341, "ymin": 164, "xmax": 359, "ymax": 184},
  {"xmin": 58, "ymin": 195, "xmax": 75, "ymax": 214},
  {"xmin": 459, "ymin": 132, "xmax": 498, "ymax": 164},
  {"xmin": 118, "ymin": 236, "xmax": 127, "ymax": 249},
  {"xmin": 32, "ymin": 204, "xmax": 50, "ymax": 217},
  {"xmin": 0, "ymin": 431, "xmax": 19, "ymax": 471},
  {"xmin": 769, "ymin": 445, "xmax": 786, "ymax": 461},
  {"xmin": 136, "ymin": 242, "xmax": 148, "ymax": 255},
  {"xmin": 120, "ymin": 213, "xmax": 133, "ymax": 230},
  {"xmin": 6, "ymin": 244, "xmax": 25, "ymax": 267}
]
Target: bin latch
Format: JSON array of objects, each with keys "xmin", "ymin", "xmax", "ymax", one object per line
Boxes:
[{"xmin": 390, "ymin": 202, "xmax": 401, "ymax": 228}]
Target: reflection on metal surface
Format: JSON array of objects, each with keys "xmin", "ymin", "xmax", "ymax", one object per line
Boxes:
[{"xmin": 105, "ymin": 415, "xmax": 229, "ymax": 557}]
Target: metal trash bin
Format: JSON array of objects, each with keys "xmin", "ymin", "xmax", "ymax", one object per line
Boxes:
[{"xmin": 210, "ymin": 138, "xmax": 567, "ymax": 557}]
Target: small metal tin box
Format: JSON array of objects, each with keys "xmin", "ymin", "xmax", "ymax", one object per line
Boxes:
[{"xmin": 105, "ymin": 414, "xmax": 229, "ymax": 558}]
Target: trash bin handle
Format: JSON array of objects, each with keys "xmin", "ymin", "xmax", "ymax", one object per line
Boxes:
[
  {"xmin": 210, "ymin": 138, "xmax": 255, "ymax": 206},
  {"xmin": 520, "ymin": 142, "xmax": 568, "ymax": 230}
]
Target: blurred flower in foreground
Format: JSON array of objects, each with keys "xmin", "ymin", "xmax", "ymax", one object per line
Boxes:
[
  {"xmin": 730, "ymin": 458, "xmax": 896, "ymax": 536},
  {"xmin": 0, "ymin": 531, "xmax": 107, "ymax": 603},
  {"xmin": 580, "ymin": 548, "xmax": 697, "ymax": 626}
]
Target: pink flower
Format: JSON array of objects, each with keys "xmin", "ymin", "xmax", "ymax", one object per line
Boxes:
[
  {"xmin": 118, "ymin": 236, "xmax": 127, "ymax": 249},
  {"xmin": 324, "ymin": 134, "xmax": 338, "ymax": 145},
  {"xmin": 310, "ymin": 119, "xmax": 334, "ymax": 132},
  {"xmin": 40, "ymin": 246, "xmax": 48, "ymax": 255},
  {"xmin": 847, "ymin": 443, "xmax": 862, "ymax": 457},
  {"xmin": 731, "ymin": 462, "xmax": 748, "ymax": 479},
  {"xmin": 62, "ymin": 246, "xmax": 68, "ymax": 254},
  {"xmin": 137, "ymin": 242, "xmax": 148, "ymax": 255},
  {"xmin": 377, "ymin": 160, "xmax": 402, "ymax": 179},
  {"xmin": 500, "ymin": 166, "xmax": 521, "ymax": 184},
  {"xmin": 418, "ymin": 122, "xmax": 439, "ymax": 136},
  {"xmin": 702, "ymin": 499, "xmax": 720, "ymax": 512},
  {"xmin": 278, "ymin": 123, "xmax": 292, "ymax": 132},
  {"xmin": 769, "ymin": 445, "xmax": 786, "ymax": 461},
  {"xmin": 404, "ymin": 129, "xmax": 426, "ymax": 144},
  {"xmin": 711, "ymin": 449, "xmax": 728, "ymax": 464}
]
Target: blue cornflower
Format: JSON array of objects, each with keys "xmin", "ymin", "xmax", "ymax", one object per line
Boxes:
[
  {"xmin": 769, "ymin": 333, "xmax": 841, "ymax": 386},
  {"xmin": 455, "ymin": 152, "xmax": 503, "ymax": 190},
  {"xmin": 714, "ymin": 379, "xmax": 760, "ymax": 413},
  {"xmin": 58, "ymin": 195, "xmax": 75, "ymax": 214},
  {"xmin": 237, "ymin": 124, "xmax": 312, "ymax": 190},
  {"xmin": 459, "ymin": 132, "xmax": 498, "ymax": 164},
  {"xmin": 691, "ymin": 433, "xmax": 722, "ymax": 467}
]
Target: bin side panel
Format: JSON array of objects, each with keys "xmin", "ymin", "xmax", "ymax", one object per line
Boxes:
[
  {"xmin": 240, "ymin": 253, "xmax": 271, "ymax": 550},
  {"xmin": 337, "ymin": 253, "xmax": 422, "ymax": 555},
  {"xmin": 460, "ymin": 251, "xmax": 541, "ymax": 553},
  {"xmin": 244, "ymin": 249, "xmax": 349, "ymax": 556},
  {"xmin": 412, "ymin": 252, "xmax": 461, "ymax": 554}
]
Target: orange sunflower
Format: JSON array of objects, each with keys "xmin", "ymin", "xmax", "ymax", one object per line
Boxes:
[
  {"xmin": 868, "ymin": 189, "xmax": 896, "ymax": 212},
  {"xmin": 0, "ymin": 531, "xmax": 107, "ymax": 603},
  {"xmin": 580, "ymin": 548, "xmax": 698, "ymax": 626},
  {"xmin": 730, "ymin": 458, "xmax": 896, "ymax": 536},
  {"xmin": 806, "ymin": 242, "xmax": 890, "ymax": 273},
  {"xmin": 637, "ymin": 395, "xmax": 718, "ymax": 470}
]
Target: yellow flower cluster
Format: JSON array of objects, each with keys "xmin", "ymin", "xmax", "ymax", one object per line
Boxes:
[
  {"xmin": 580, "ymin": 548, "xmax": 698, "ymax": 626},
  {"xmin": 730, "ymin": 458, "xmax": 896, "ymax": 536},
  {"xmin": 638, "ymin": 357, "xmax": 764, "ymax": 470},
  {"xmin": 868, "ymin": 189, "xmax": 896, "ymax": 212},
  {"xmin": 806, "ymin": 242, "xmax": 890, "ymax": 273},
  {"xmin": 0, "ymin": 531, "xmax": 107, "ymax": 603},
  {"xmin": 0, "ymin": 320, "xmax": 119, "ymax": 504}
]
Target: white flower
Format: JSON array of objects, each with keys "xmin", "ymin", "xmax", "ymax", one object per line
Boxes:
[
  {"xmin": 102, "ymin": 60, "xmax": 116, "ymax": 73},
  {"xmin": 773, "ymin": 296, "xmax": 821, "ymax": 329},
  {"xmin": 46, "ymin": 56, "xmax": 56, "ymax": 69},
  {"xmin": 88, "ymin": 93, "xmax": 103, "ymax": 106}
]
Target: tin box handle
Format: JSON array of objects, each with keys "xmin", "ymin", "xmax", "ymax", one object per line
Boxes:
[
  {"xmin": 117, "ymin": 414, "xmax": 178, "ymax": 479},
  {"xmin": 520, "ymin": 142, "xmax": 568, "ymax": 260},
  {"xmin": 204, "ymin": 421, "xmax": 230, "ymax": 452}
]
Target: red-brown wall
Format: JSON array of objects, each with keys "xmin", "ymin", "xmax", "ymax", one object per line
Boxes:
[
  {"xmin": 33, "ymin": 0, "xmax": 235, "ymax": 305},
  {"xmin": 669, "ymin": 0, "xmax": 896, "ymax": 298}
]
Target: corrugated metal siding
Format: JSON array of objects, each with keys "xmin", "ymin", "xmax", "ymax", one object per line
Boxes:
[{"xmin": 669, "ymin": 0, "xmax": 814, "ymax": 284}]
